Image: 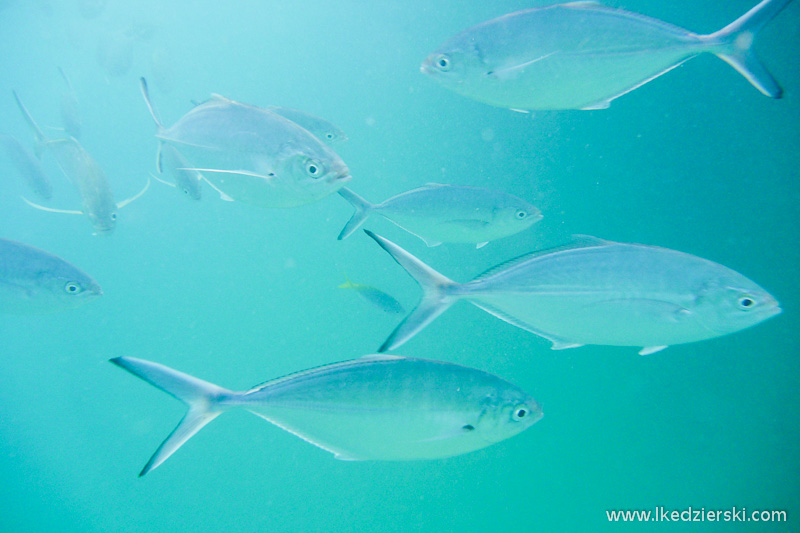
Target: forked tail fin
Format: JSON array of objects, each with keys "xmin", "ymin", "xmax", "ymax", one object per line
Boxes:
[
  {"xmin": 12, "ymin": 90, "xmax": 48, "ymax": 157},
  {"xmin": 705, "ymin": 0, "xmax": 793, "ymax": 98},
  {"xmin": 110, "ymin": 357, "xmax": 235, "ymax": 477},
  {"xmin": 364, "ymin": 230, "xmax": 461, "ymax": 352},
  {"xmin": 337, "ymin": 188, "xmax": 375, "ymax": 240}
]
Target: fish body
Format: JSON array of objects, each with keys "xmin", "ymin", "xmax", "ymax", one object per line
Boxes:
[
  {"xmin": 366, "ymin": 231, "xmax": 781, "ymax": 354},
  {"xmin": 268, "ymin": 106, "xmax": 348, "ymax": 145},
  {"xmin": 338, "ymin": 184, "xmax": 541, "ymax": 247},
  {"xmin": 156, "ymin": 143, "xmax": 202, "ymax": 200},
  {"xmin": 0, "ymin": 134, "xmax": 53, "ymax": 199},
  {"xmin": 140, "ymin": 79, "xmax": 351, "ymax": 208},
  {"xmin": 339, "ymin": 277, "xmax": 405, "ymax": 314},
  {"xmin": 111, "ymin": 355, "xmax": 541, "ymax": 476},
  {"xmin": 422, "ymin": 0, "xmax": 792, "ymax": 110},
  {"xmin": 0, "ymin": 239, "xmax": 102, "ymax": 313}
]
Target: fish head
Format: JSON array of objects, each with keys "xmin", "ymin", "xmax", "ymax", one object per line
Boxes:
[
  {"xmin": 42, "ymin": 269, "xmax": 103, "ymax": 310},
  {"xmin": 275, "ymin": 147, "xmax": 352, "ymax": 204},
  {"xmin": 87, "ymin": 207, "xmax": 117, "ymax": 234},
  {"xmin": 692, "ymin": 277, "xmax": 781, "ymax": 336},
  {"xmin": 492, "ymin": 202, "xmax": 543, "ymax": 232},
  {"xmin": 421, "ymin": 40, "xmax": 484, "ymax": 91},
  {"xmin": 473, "ymin": 389, "xmax": 542, "ymax": 443}
]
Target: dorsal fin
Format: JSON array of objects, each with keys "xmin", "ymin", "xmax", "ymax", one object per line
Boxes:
[{"xmin": 473, "ymin": 235, "xmax": 612, "ymax": 281}]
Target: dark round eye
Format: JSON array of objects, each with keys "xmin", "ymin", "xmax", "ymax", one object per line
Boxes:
[
  {"xmin": 512, "ymin": 407, "xmax": 528, "ymax": 421},
  {"xmin": 435, "ymin": 54, "xmax": 451, "ymax": 71},
  {"xmin": 515, "ymin": 210, "xmax": 527, "ymax": 220},
  {"xmin": 183, "ymin": 188, "xmax": 190, "ymax": 195},
  {"xmin": 64, "ymin": 282, "xmax": 82, "ymax": 294},
  {"xmin": 738, "ymin": 296, "xmax": 755, "ymax": 309},
  {"xmin": 110, "ymin": 212, "xmax": 117, "ymax": 221},
  {"xmin": 306, "ymin": 160, "xmax": 320, "ymax": 177},
  {"xmin": 326, "ymin": 133, "xmax": 334, "ymax": 139}
]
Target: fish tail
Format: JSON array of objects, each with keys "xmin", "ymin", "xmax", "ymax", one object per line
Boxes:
[
  {"xmin": 12, "ymin": 90, "xmax": 48, "ymax": 157},
  {"xmin": 705, "ymin": 0, "xmax": 792, "ymax": 98},
  {"xmin": 139, "ymin": 77, "xmax": 165, "ymax": 130},
  {"xmin": 364, "ymin": 230, "xmax": 460, "ymax": 352},
  {"xmin": 110, "ymin": 357, "xmax": 236, "ymax": 477},
  {"xmin": 337, "ymin": 188, "xmax": 375, "ymax": 239}
]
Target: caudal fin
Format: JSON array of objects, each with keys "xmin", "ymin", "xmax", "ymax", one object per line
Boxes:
[
  {"xmin": 12, "ymin": 90, "xmax": 47, "ymax": 157},
  {"xmin": 139, "ymin": 77, "xmax": 165, "ymax": 130},
  {"xmin": 110, "ymin": 357, "xmax": 234, "ymax": 477},
  {"xmin": 364, "ymin": 230, "xmax": 460, "ymax": 352},
  {"xmin": 337, "ymin": 188, "xmax": 375, "ymax": 240},
  {"xmin": 706, "ymin": 0, "xmax": 793, "ymax": 98}
]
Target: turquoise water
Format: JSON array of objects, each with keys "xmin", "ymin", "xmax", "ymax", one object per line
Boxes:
[{"xmin": 1, "ymin": 0, "xmax": 798, "ymax": 531}]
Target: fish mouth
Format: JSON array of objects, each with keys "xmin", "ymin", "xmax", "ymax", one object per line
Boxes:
[
  {"xmin": 330, "ymin": 174, "xmax": 352, "ymax": 184},
  {"xmin": 420, "ymin": 61, "xmax": 434, "ymax": 75}
]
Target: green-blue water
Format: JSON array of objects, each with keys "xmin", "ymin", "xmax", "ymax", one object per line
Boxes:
[{"xmin": 1, "ymin": 1, "xmax": 798, "ymax": 531}]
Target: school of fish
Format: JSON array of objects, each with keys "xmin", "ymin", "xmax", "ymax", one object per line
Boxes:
[{"xmin": 1, "ymin": 0, "xmax": 790, "ymax": 476}]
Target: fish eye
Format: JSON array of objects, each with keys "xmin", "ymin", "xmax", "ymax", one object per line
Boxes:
[
  {"xmin": 738, "ymin": 295, "xmax": 756, "ymax": 309},
  {"xmin": 305, "ymin": 160, "xmax": 321, "ymax": 177},
  {"xmin": 434, "ymin": 54, "xmax": 451, "ymax": 71},
  {"xmin": 512, "ymin": 406, "xmax": 529, "ymax": 421},
  {"xmin": 64, "ymin": 282, "xmax": 83, "ymax": 294},
  {"xmin": 515, "ymin": 210, "xmax": 528, "ymax": 220},
  {"xmin": 326, "ymin": 133, "xmax": 334, "ymax": 140},
  {"xmin": 110, "ymin": 212, "xmax": 117, "ymax": 221},
  {"xmin": 182, "ymin": 188, "xmax": 190, "ymax": 195}
]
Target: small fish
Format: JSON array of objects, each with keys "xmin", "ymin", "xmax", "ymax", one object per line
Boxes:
[
  {"xmin": 155, "ymin": 143, "xmax": 203, "ymax": 200},
  {"xmin": 0, "ymin": 134, "xmax": 53, "ymax": 200},
  {"xmin": 57, "ymin": 67, "xmax": 82, "ymax": 140},
  {"xmin": 366, "ymin": 231, "xmax": 781, "ymax": 354},
  {"xmin": 267, "ymin": 106, "xmax": 348, "ymax": 145},
  {"xmin": 13, "ymin": 91, "xmax": 149, "ymax": 233},
  {"xmin": 422, "ymin": 0, "xmax": 793, "ymax": 110},
  {"xmin": 111, "ymin": 354, "xmax": 541, "ymax": 476},
  {"xmin": 140, "ymin": 78, "xmax": 351, "ymax": 208},
  {"xmin": 339, "ymin": 275, "xmax": 405, "ymax": 314},
  {"xmin": 338, "ymin": 184, "xmax": 541, "ymax": 248},
  {"xmin": 0, "ymin": 238, "xmax": 102, "ymax": 313}
]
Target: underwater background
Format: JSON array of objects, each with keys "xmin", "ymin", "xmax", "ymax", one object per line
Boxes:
[{"xmin": 0, "ymin": 0, "xmax": 798, "ymax": 531}]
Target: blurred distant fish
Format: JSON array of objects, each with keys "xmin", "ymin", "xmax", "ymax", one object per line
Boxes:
[
  {"xmin": 0, "ymin": 134, "xmax": 53, "ymax": 200},
  {"xmin": 96, "ymin": 31, "xmax": 134, "ymax": 78},
  {"xmin": 268, "ymin": 106, "xmax": 348, "ymax": 145},
  {"xmin": 339, "ymin": 275, "xmax": 405, "ymax": 314},
  {"xmin": 140, "ymin": 77, "xmax": 351, "ymax": 207},
  {"xmin": 111, "ymin": 354, "xmax": 541, "ymax": 476},
  {"xmin": 13, "ymin": 91, "xmax": 149, "ymax": 233},
  {"xmin": 366, "ymin": 231, "xmax": 781, "ymax": 354},
  {"xmin": 338, "ymin": 184, "xmax": 541, "ymax": 248},
  {"xmin": 149, "ymin": 47, "xmax": 175, "ymax": 94},
  {"xmin": 0, "ymin": 238, "xmax": 101, "ymax": 313},
  {"xmin": 58, "ymin": 67, "xmax": 82, "ymax": 139},
  {"xmin": 422, "ymin": 0, "xmax": 793, "ymax": 110}
]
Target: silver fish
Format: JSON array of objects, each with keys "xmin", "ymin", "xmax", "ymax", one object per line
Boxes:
[
  {"xmin": 111, "ymin": 354, "xmax": 541, "ymax": 476},
  {"xmin": 422, "ymin": 0, "xmax": 793, "ymax": 110},
  {"xmin": 339, "ymin": 276, "xmax": 405, "ymax": 314},
  {"xmin": 13, "ymin": 91, "xmax": 149, "ymax": 233},
  {"xmin": 268, "ymin": 106, "xmax": 348, "ymax": 145},
  {"xmin": 0, "ymin": 238, "xmax": 102, "ymax": 313},
  {"xmin": 0, "ymin": 133, "xmax": 53, "ymax": 200},
  {"xmin": 155, "ymin": 143, "xmax": 202, "ymax": 200},
  {"xmin": 58, "ymin": 67, "xmax": 82, "ymax": 140},
  {"xmin": 366, "ymin": 231, "xmax": 781, "ymax": 355},
  {"xmin": 338, "ymin": 184, "xmax": 541, "ymax": 248},
  {"xmin": 140, "ymin": 78, "xmax": 351, "ymax": 208}
]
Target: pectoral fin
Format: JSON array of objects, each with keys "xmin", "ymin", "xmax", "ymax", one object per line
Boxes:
[
  {"xmin": 21, "ymin": 197, "xmax": 83, "ymax": 215},
  {"xmin": 180, "ymin": 168, "xmax": 276, "ymax": 184},
  {"xmin": 639, "ymin": 346, "xmax": 668, "ymax": 356},
  {"xmin": 117, "ymin": 175, "xmax": 151, "ymax": 208}
]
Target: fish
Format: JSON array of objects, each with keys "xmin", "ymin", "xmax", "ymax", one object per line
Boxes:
[
  {"xmin": 155, "ymin": 143, "xmax": 203, "ymax": 200},
  {"xmin": 13, "ymin": 91, "xmax": 150, "ymax": 234},
  {"xmin": 337, "ymin": 184, "xmax": 541, "ymax": 248},
  {"xmin": 57, "ymin": 67, "xmax": 82, "ymax": 140},
  {"xmin": 421, "ymin": 0, "xmax": 793, "ymax": 111},
  {"xmin": 0, "ymin": 238, "xmax": 102, "ymax": 313},
  {"xmin": 140, "ymin": 78, "xmax": 351, "ymax": 208},
  {"xmin": 339, "ymin": 275, "xmax": 405, "ymax": 314},
  {"xmin": 0, "ymin": 133, "xmax": 53, "ymax": 200},
  {"xmin": 267, "ymin": 106, "xmax": 348, "ymax": 145},
  {"xmin": 365, "ymin": 231, "xmax": 781, "ymax": 354},
  {"xmin": 111, "ymin": 354, "xmax": 542, "ymax": 476}
]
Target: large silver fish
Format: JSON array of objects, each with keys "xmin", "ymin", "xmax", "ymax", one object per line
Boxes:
[
  {"xmin": 140, "ymin": 78, "xmax": 351, "ymax": 208},
  {"xmin": 267, "ymin": 106, "xmax": 348, "ymax": 145},
  {"xmin": 111, "ymin": 354, "xmax": 541, "ymax": 476},
  {"xmin": 0, "ymin": 134, "xmax": 53, "ymax": 200},
  {"xmin": 0, "ymin": 238, "xmax": 102, "ymax": 313},
  {"xmin": 338, "ymin": 184, "xmax": 541, "ymax": 248},
  {"xmin": 13, "ymin": 91, "xmax": 149, "ymax": 234},
  {"xmin": 422, "ymin": 0, "xmax": 793, "ymax": 110},
  {"xmin": 366, "ymin": 231, "xmax": 781, "ymax": 354}
]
